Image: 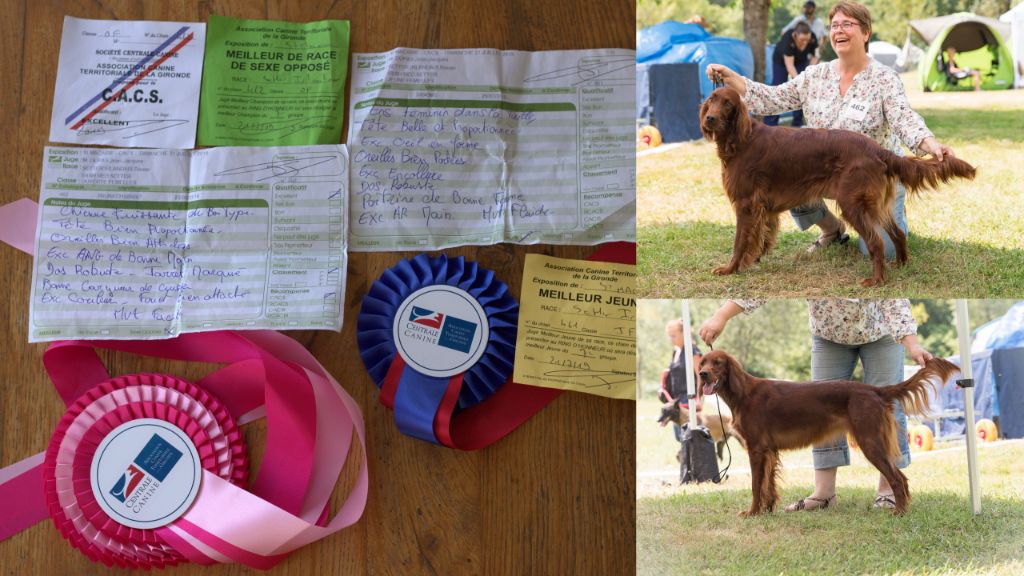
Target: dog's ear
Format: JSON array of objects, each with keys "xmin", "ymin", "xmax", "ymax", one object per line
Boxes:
[
  {"xmin": 724, "ymin": 353, "xmax": 748, "ymax": 400},
  {"xmin": 720, "ymin": 91, "xmax": 752, "ymax": 157},
  {"xmin": 735, "ymin": 96, "xmax": 752, "ymax": 145},
  {"xmin": 699, "ymin": 97, "xmax": 713, "ymax": 141}
]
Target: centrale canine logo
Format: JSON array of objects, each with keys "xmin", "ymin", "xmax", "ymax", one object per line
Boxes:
[
  {"xmin": 109, "ymin": 464, "xmax": 145, "ymax": 503},
  {"xmin": 409, "ymin": 306, "xmax": 445, "ymax": 329},
  {"xmin": 403, "ymin": 305, "xmax": 478, "ymax": 355},
  {"xmin": 107, "ymin": 433, "xmax": 184, "ymax": 510}
]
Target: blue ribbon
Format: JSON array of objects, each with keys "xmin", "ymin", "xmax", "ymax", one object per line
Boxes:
[{"xmin": 356, "ymin": 254, "xmax": 518, "ymax": 444}]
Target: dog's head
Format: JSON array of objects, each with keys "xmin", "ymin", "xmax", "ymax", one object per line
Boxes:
[
  {"xmin": 699, "ymin": 87, "xmax": 752, "ymax": 157},
  {"xmin": 656, "ymin": 401, "xmax": 682, "ymax": 427},
  {"xmin": 698, "ymin": 350, "xmax": 748, "ymax": 404}
]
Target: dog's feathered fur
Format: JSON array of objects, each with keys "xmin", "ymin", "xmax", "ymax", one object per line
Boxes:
[
  {"xmin": 699, "ymin": 87, "xmax": 976, "ymax": 286},
  {"xmin": 698, "ymin": 350, "xmax": 959, "ymax": 516}
]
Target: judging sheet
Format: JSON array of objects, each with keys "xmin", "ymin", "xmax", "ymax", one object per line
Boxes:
[
  {"xmin": 347, "ymin": 48, "xmax": 635, "ymax": 251},
  {"xmin": 49, "ymin": 17, "xmax": 206, "ymax": 149},
  {"xmin": 513, "ymin": 254, "xmax": 636, "ymax": 399},
  {"xmin": 29, "ymin": 145, "xmax": 348, "ymax": 342}
]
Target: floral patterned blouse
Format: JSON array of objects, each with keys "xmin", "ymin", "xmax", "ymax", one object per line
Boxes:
[
  {"xmin": 732, "ymin": 299, "xmax": 917, "ymax": 345},
  {"xmin": 742, "ymin": 59, "xmax": 934, "ymax": 155}
]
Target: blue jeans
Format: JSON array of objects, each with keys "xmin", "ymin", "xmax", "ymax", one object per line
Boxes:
[
  {"xmin": 809, "ymin": 335, "xmax": 911, "ymax": 470},
  {"xmin": 790, "ymin": 182, "xmax": 908, "ymax": 260},
  {"xmin": 763, "ymin": 60, "xmax": 805, "ymax": 128}
]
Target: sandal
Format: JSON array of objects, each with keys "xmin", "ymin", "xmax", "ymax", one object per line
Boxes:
[
  {"xmin": 872, "ymin": 493, "xmax": 896, "ymax": 510},
  {"xmin": 784, "ymin": 493, "xmax": 837, "ymax": 512},
  {"xmin": 806, "ymin": 223, "xmax": 850, "ymax": 253}
]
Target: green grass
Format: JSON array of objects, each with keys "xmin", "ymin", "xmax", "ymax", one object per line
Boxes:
[
  {"xmin": 637, "ymin": 85, "xmax": 1024, "ymax": 297},
  {"xmin": 636, "ymin": 399, "xmax": 1024, "ymax": 576}
]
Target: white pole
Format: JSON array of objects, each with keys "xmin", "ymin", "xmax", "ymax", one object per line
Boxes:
[
  {"xmin": 680, "ymin": 300, "xmax": 698, "ymax": 429},
  {"xmin": 954, "ymin": 300, "xmax": 982, "ymax": 515}
]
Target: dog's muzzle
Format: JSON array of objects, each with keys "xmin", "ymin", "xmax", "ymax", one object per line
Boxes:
[{"xmin": 699, "ymin": 370, "xmax": 718, "ymax": 395}]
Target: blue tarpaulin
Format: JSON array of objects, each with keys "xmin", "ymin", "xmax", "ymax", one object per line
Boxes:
[
  {"xmin": 637, "ymin": 22, "xmax": 755, "ymax": 102},
  {"xmin": 972, "ymin": 302, "xmax": 1024, "ymax": 351},
  {"xmin": 941, "ymin": 302, "xmax": 1024, "ymax": 439}
]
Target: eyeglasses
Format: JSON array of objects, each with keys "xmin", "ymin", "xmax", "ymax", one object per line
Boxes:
[{"xmin": 830, "ymin": 21, "xmax": 859, "ymax": 32}]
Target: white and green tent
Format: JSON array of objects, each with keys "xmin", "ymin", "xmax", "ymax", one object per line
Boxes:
[{"xmin": 910, "ymin": 13, "xmax": 1014, "ymax": 91}]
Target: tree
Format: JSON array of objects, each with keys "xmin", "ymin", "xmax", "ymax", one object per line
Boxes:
[{"xmin": 744, "ymin": 0, "xmax": 772, "ymax": 82}]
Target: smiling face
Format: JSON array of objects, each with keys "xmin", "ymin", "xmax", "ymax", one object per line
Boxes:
[{"xmin": 829, "ymin": 8, "xmax": 869, "ymax": 56}]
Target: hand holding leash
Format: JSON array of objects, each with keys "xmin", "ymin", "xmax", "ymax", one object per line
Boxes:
[{"xmin": 705, "ymin": 64, "xmax": 742, "ymax": 94}]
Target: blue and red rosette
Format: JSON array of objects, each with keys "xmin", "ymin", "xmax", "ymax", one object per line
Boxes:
[{"xmin": 357, "ymin": 254, "xmax": 518, "ymax": 447}]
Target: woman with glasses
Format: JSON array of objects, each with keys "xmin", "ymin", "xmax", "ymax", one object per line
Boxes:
[{"xmin": 704, "ymin": 1, "xmax": 958, "ymax": 258}]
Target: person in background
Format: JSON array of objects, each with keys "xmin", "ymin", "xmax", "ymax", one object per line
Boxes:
[
  {"xmin": 782, "ymin": 1, "xmax": 828, "ymax": 61},
  {"xmin": 685, "ymin": 14, "xmax": 708, "ymax": 31},
  {"xmin": 661, "ymin": 319, "xmax": 703, "ymax": 444},
  {"xmin": 764, "ymin": 21, "xmax": 818, "ymax": 127},
  {"xmin": 945, "ymin": 47, "xmax": 982, "ymax": 92}
]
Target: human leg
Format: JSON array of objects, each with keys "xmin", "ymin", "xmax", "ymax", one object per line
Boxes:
[
  {"xmin": 791, "ymin": 108, "xmax": 805, "ymax": 128},
  {"xmin": 809, "ymin": 336, "xmax": 859, "ymax": 471},
  {"xmin": 762, "ymin": 61, "xmax": 789, "ymax": 126},
  {"xmin": 785, "ymin": 336, "xmax": 858, "ymax": 512},
  {"xmin": 858, "ymin": 182, "xmax": 908, "ymax": 260},
  {"xmin": 791, "ymin": 62, "xmax": 808, "ymax": 127},
  {"xmin": 860, "ymin": 336, "xmax": 911, "ymax": 508},
  {"xmin": 792, "ymin": 202, "xmax": 849, "ymax": 253}
]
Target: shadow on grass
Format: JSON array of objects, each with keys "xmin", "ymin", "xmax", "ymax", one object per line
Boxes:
[
  {"xmin": 918, "ymin": 109, "xmax": 1024, "ymax": 143},
  {"xmin": 638, "ymin": 221, "xmax": 1024, "ymax": 297},
  {"xmin": 638, "ymin": 486, "xmax": 1024, "ymax": 576}
]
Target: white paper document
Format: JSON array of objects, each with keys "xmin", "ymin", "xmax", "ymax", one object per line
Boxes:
[
  {"xmin": 49, "ymin": 16, "xmax": 206, "ymax": 149},
  {"xmin": 29, "ymin": 145, "xmax": 348, "ymax": 342},
  {"xmin": 347, "ymin": 48, "xmax": 636, "ymax": 251}
]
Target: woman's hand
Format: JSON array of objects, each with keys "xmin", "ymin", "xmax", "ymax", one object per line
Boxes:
[
  {"xmin": 698, "ymin": 314, "xmax": 728, "ymax": 347},
  {"xmin": 919, "ymin": 137, "xmax": 955, "ymax": 162},
  {"xmin": 699, "ymin": 301, "xmax": 745, "ymax": 346},
  {"xmin": 900, "ymin": 334, "xmax": 933, "ymax": 366},
  {"xmin": 705, "ymin": 64, "xmax": 746, "ymax": 96}
]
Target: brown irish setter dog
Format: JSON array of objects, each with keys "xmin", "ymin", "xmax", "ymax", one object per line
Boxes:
[
  {"xmin": 698, "ymin": 350, "xmax": 959, "ymax": 517},
  {"xmin": 699, "ymin": 87, "xmax": 976, "ymax": 286}
]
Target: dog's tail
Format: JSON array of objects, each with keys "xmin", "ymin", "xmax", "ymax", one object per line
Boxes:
[
  {"xmin": 875, "ymin": 357, "xmax": 960, "ymax": 417},
  {"xmin": 881, "ymin": 151, "xmax": 976, "ymax": 196}
]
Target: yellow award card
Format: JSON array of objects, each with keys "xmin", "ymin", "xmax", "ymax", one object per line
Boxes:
[{"xmin": 513, "ymin": 254, "xmax": 636, "ymax": 400}]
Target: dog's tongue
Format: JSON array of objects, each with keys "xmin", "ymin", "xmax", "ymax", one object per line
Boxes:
[{"xmin": 702, "ymin": 383, "xmax": 715, "ymax": 396}]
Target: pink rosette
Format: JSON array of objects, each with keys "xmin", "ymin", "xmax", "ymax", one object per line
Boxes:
[
  {"xmin": 42, "ymin": 373, "xmax": 248, "ymax": 568},
  {"xmin": 0, "ymin": 331, "xmax": 368, "ymax": 571}
]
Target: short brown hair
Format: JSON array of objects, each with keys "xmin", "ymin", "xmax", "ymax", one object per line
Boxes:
[{"xmin": 829, "ymin": 1, "xmax": 872, "ymax": 52}]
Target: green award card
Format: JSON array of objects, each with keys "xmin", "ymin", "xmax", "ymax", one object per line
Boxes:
[{"xmin": 198, "ymin": 15, "xmax": 350, "ymax": 146}]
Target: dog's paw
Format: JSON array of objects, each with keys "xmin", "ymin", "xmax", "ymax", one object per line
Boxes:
[
  {"xmin": 860, "ymin": 277, "xmax": 881, "ymax": 287},
  {"xmin": 712, "ymin": 266, "xmax": 735, "ymax": 276},
  {"xmin": 737, "ymin": 510, "xmax": 758, "ymax": 518}
]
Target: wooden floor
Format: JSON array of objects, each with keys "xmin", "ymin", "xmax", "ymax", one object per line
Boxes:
[{"xmin": 0, "ymin": 1, "xmax": 635, "ymax": 574}]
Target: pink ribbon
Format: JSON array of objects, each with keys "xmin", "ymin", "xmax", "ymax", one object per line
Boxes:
[
  {"xmin": 0, "ymin": 198, "xmax": 37, "ymax": 255},
  {"xmin": 0, "ymin": 330, "xmax": 367, "ymax": 569}
]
